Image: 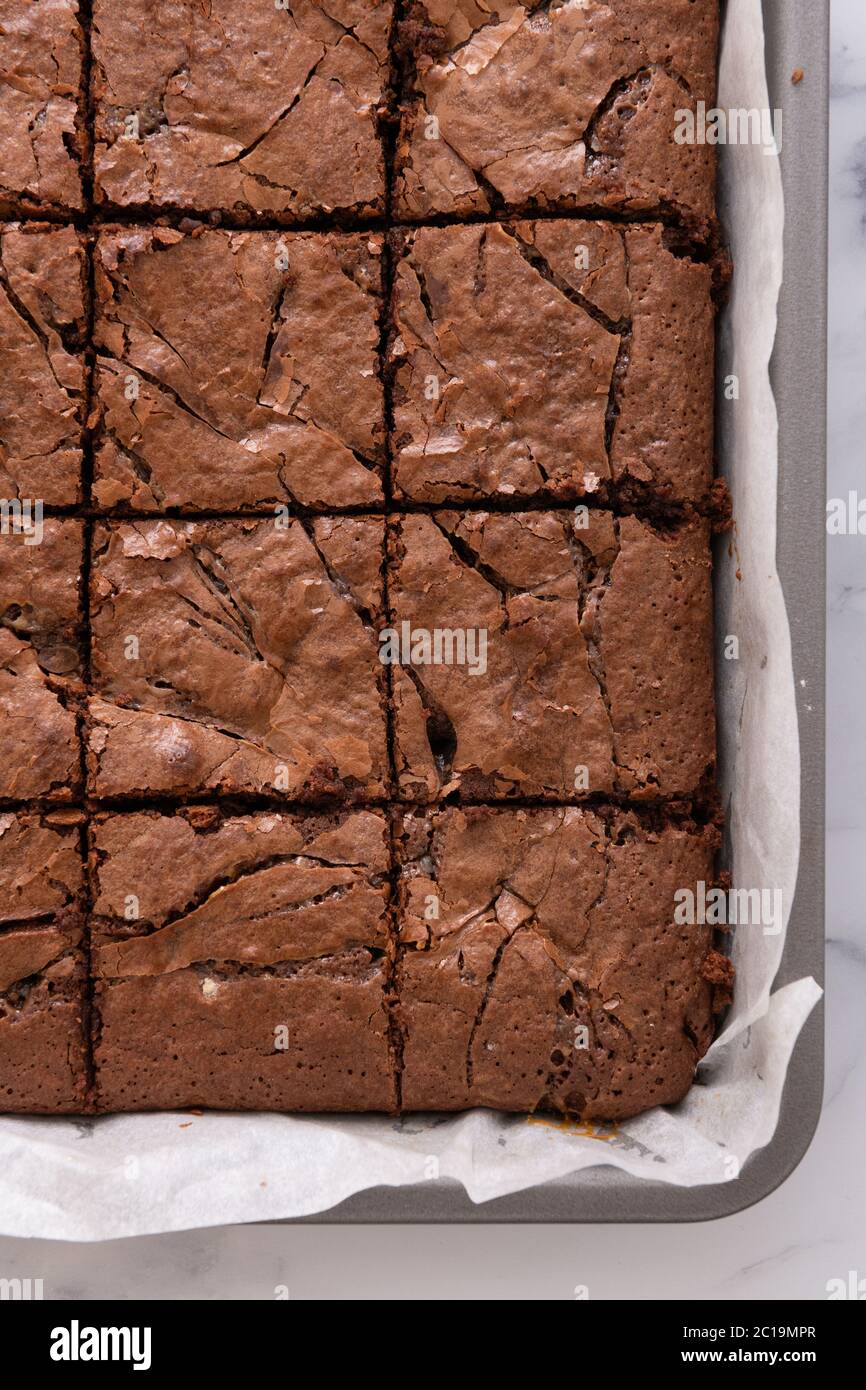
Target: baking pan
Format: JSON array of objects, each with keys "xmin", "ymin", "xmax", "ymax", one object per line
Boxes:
[{"xmin": 286, "ymin": 0, "xmax": 828, "ymax": 1224}]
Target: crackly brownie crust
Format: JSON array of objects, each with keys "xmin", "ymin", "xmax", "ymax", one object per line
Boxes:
[
  {"xmin": 88, "ymin": 516, "xmax": 390, "ymax": 800},
  {"xmin": 0, "ymin": 809, "xmax": 87, "ymax": 1112},
  {"xmin": 0, "ymin": 223, "xmax": 87, "ymax": 505},
  {"xmin": 390, "ymin": 220, "xmax": 715, "ymax": 505},
  {"xmin": 0, "ymin": 0, "xmax": 85, "ymax": 217},
  {"xmin": 92, "ymin": 226, "xmax": 385, "ymax": 511},
  {"xmin": 91, "ymin": 0, "xmax": 393, "ymax": 220},
  {"xmin": 0, "ymin": 520, "xmax": 84, "ymax": 800},
  {"xmin": 90, "ymin": 807, "xmax": 395, "ymax": 1111},
  {"xmin": 389, "ymin": 509, "xmax": 715, "ymax": 802},
  {"xmin": 0, "ymin": 6, "xmax": 727, "ymax": 1123},
  {"xmin": 394, "ymin": 0, "xmax": 719, "ymax": 230},
  {"xmin": 395, "ymin": 804, "xmax": 723, "ymax": 1117}
]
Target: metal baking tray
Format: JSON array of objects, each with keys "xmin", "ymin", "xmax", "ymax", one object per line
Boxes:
[{"xmin": 291, "ymin": 0, "xmax": 828, "ymax": 1224}]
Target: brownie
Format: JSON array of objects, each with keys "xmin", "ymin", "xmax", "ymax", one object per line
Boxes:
[
  {"xmin": 91, "ymin": 0, "xmax": 393, "ymax": 221},
  {"xmin": 0, "ymin": 519, "xmax": 83, "ymax": 800},
  {"xmin": 390, "ymin": 220, "xmax": 714, "ymax": 505},
  {"xmin": 0, "ymin": 809, "xmax": 87, "ymax": 1112},
  {"xmin": 88, "ymin": 516, "xmax": 390, "ymax": 800},
  {"xmin": 90, "ymin": 807, "xmax": 395, "ymax": 1111},
  {"xmin": 0, "ymin": 0, "xmax": 84, "ymax": 216},
  {"xmin": 395, "ymin": 0, "xmax": 719, "ymax": 231},
  {"xmin": 0, "ymin": 223, "xmax": 87, "ymax": 505},
  {"xmin": 92, "ymin": 226, "xmax": 385, "ymax": 511},
  {"xmin": 388, "ymin": 509, "xmax": 714, "ymax": 801},
  {"xmin": 395, "ymin": 805, "xmax": 723, "ymax": 1116}
]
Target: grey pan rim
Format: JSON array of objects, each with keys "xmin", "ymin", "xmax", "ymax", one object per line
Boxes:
[{"xmin": 280, "ymin": 0, "xmax": 828, "ymax": 1226}]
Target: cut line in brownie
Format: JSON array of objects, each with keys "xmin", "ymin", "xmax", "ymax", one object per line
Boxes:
[
  {"xmin": 395, "ymin": 804, "xmax": 730, "ymax": 1118},
  {"xmin": 0, "ymin": 0, "xmax": 85, "ymax": 217},
  {"xmin": 0, "ymin": 808, "xmax": 87, "ymax": 1113},
  {"xmin": 90, "ymin": 806, "xmax": 395, "ymax": 1112},
  {"xmin": 387, "ymin": 509, "xmax": 715, "ymax": 802},
  {"xmin": 394, "ymin": 0, "xmax": 719, "ymax": 233},
  {"xmin": 91, "ymin": 0, "xmax": 393, "ymax": 222},
  {"xmin": 0, "ymin": 223, "xmax": 88, "ymax": 506},
  {"xmin": 0, "ymin": 519, "xmax": 84, "ymax": 801},
  {"xmin": 92, "ymin": 226, "xmax": 386, "ymax": 512},
  {"xmin": 88, "ymin": 516, "xmax": 390, "ymax": 801},
  {"xmin": 389, "ymin": 220, "xmax": 715, "ymax": 506}
]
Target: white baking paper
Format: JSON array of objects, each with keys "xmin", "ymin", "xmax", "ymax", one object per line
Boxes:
[{"xmin": 0, "ymin": 0, "xmax": 821, "ymax": 1238}]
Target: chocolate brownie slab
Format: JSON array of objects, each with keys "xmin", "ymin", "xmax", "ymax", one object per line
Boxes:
[
  {"xmin": 92, "ymin": 226, "xmax": 385, "ymax": 511},
  {"xmin": 0, "ymin": 809, "xmax": 87, "ymax": 1112},
  {"xmin": 0, "ymin": 519, "xmax": 83, "ymax": 800},
  {"xmin": 395, "ymin": 805, "xmax": 724, "ymax": 1117},
  {"xmin": 388, "ymin": 510, "xmax": 714, "ymax": 801},
  {"xmin": 390, "ymin": 220, "xmax": 714, "ymax": 505},
  {"xmin": 91, "ymin": 807, "xmax": 394, "ymax": 1111},
  {"xmin": 88, "ymin": 516, "xmax": 390, "ymax": 800},
  {"xmin": 92, "ymin": 0, "xmax": 393, "ymax": 221},
  {"xmin": 0, "ymin": 223, "xmax": 87, "ymax": 506},
  {"xmin": 0, "ymin": 0, "xmax": 84, "ymax": 216},
  {"xmin": 395, "ymin": 0, "xmax": 718, "ymax": 230}
]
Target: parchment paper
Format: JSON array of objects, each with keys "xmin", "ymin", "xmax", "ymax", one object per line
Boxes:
[{"xmin": 0, "ymin": 0, "xmax": 821, "ymax": 1238}]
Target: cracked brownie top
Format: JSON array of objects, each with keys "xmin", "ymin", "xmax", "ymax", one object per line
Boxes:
[
  {"xmin": 0, "ymin": 808, "xmax": 87, "ymax": 1114},
  {"xmin": 0, "ymin": 223, "xmax": 87, "ymax": 506},
  {"xmin": 88, "ymin": 516, "xmax": 390, "ymax": 800},
  {"xmin": 0, "ymin": 0, "xmax": 85, "ymax": 216},
  {"xmin": 394, "ymin": 0, "xmax": 719, "ymax": 230},
  {"xmin": 389, "ymin": 219, "xmax": 715, "ymax": 505},
  {"xmin": 90, "ymin": 806, "xmax": 395, "ymax": 1112},
  {"xmin": 0, "ymin": 520, "xmax": 84, "ymax": 800},
  {"xmin": 395, "ymin": 804, "xmax": 724, "ymax": 1117},
  {"xmin": 91, "ymin": 0, "xmax": 393, "ymax": 220},
  {"xmin": 92, "ymin": 225, "xmax": 386, "ymax": 511},
  {"xmin": 388, "ymin": 508, "xmax": 715, "ymax": 802},
  {"xmin": 90, "ymin": 806, "xmax": 390, "ymax": 969}
]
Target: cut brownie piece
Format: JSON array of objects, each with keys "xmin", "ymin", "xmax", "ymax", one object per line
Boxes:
[
  {"xmin": 395, "ymin": 0, "xmax": 718, "ymax": 231},
  {"xmin": 0, "ymin": 809, "xmax": 87, "ymax": 1112},
  {"xmin": 0, "ymin": 223, "xmax": 87, "ymax": 505},
  {"xmin": 92, "ymin": 226, "xmax": 385, "ymax": 510},
  {"xmin": 395, "ymin": 805, "xmax": 723, "ymax": 1117},
  {"xmin": 88, "ymin": 516, "xmax": 390, "ymax": 800},
  {"xmin": 92, "ymin": 0, "xmax": 393, "ymax": 221},
  {"xmin": 91, "ymin": 807, "xmax": 395, "ymax": 1111},
  {"xmin": 0, "ymin": 519, "xmax": 83, "ymax": 799},
  {"xmin": 390, "ymin": 220, "xmax": 714, "ymax": 506},
  {"xmin": 0, "ymin": 0, "xmax": 84, "ymax": 216},
  {"xmin": 388, "ymin": 510, "xmax": 714, "ymax": 801}
]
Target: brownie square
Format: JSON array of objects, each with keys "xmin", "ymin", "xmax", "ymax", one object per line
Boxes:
[
  {"xmin": 0, "ymin": 809, "xmax": 87, "ymax": 1112},
  {"xmin": 0, "ymin": 519, "xmax": 83, "ymax": 800},
  {"xmin": 395, "ymin": 805, "xmax": 724, "ymax": 1117},
  {"xmin": 92, "ymin": 0, "xmax": 393, "ymax": 221},
  {"xmin": 390, "ymin": 220, "xmax": 714, "ymax": 506},
  {"xmin": 88, "ymin": 516, "xmax": 390, "ymax": 800},
  {"xmin": 0, "ymin": 223, "xmax": 87, "ymax": 506},
  {"xmin": 395, "ymin": 0, "xmax": 718, "ymax": 230},
  {"xmin": 92, "ymin": 226, "xmax": 385, "ymax": 511},
  {"xmin": 0, "ymin": 0, "xmax": 84, "ymax": 216},
  {"xmin": 388, "ymin": 510, "xmax": 714, "ymax": 801},
  {"xmin": 91, "ymin": 807, "xmax": 395, "ymax": 1111}
]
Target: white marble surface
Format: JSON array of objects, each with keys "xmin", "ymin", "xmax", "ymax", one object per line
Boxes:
[{"xmin": 0, "ymin": 3, "xmax": 862, "ymax": 1299}]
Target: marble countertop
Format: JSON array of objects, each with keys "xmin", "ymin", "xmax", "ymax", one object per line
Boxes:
[{"xmin": 0, "ymin": 2, "xmax": 862, "ymax": 1299}]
